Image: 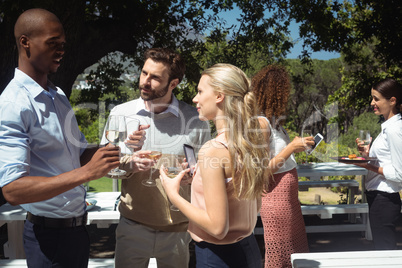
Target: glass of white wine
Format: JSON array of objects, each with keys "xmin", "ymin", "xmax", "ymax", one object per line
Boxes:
[
  {"xmin": 141, "ymin": 151, "xmax": 162, "ymax": 187},
  {"xmin": 165, "ymin": 155, "xmax": 185, "ymax": 211},
  {"xmin": 105, "ymin": 115, "xmax": 127, "ymax": 177}
]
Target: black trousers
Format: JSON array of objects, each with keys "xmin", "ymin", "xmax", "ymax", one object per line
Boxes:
[
  {"xmin": 195, "ymin": 234, "xmax": 262, "ymax": 268},
  {"xmin": 366, "ymin": 190, "xmax": 401, "ymax": 250},
  {"xmin": 23, "ymin": 219, "xmax": 90, "ymax": 267}
]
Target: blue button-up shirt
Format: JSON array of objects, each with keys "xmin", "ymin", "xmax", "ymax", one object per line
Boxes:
[{"xmin": 0, "ymin": 69, "xmax": 87, "ymax": 218}]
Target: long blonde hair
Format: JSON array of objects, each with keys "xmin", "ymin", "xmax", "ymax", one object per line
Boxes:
[{"xmin": 202, "ymin": 64, "xmax": 271, "ymax": 200}]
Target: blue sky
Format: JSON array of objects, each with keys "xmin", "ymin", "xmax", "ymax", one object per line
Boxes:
[
  {"xmin": 212, "ymin": 8, "xmax": 341, "ymax": 60},
  {"xmin": 286, "ymin": 22, "xmax": 340, "ymax": 60}
]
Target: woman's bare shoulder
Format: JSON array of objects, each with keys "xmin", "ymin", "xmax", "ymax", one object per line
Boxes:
[{"xmin": 199, "ymin": 139, "xmax": 228, "ymax": 158}]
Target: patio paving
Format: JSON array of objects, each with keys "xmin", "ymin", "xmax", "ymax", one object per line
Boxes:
[
  {"xmin": 304, "ymin": 214, "xmax": 402, "ymax": 252},
  {"xmin": 1, "ymin": 213, "xmax": 401, "ymax": 265}
]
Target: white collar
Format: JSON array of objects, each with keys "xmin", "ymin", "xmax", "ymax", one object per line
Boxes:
[
  {"xmin": 137, "ymin": 94, "xmax": 180, "ymax": 117},
  {"xmin": 382, "ymin": 113, "xmax": 401, "ymax": 132}
]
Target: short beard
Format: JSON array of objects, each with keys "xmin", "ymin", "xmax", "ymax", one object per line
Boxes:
[{"xmin": 140, "ymin": 83, "xmax": 170, "ymax": 101}]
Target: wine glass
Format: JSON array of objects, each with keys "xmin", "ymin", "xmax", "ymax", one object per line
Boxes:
[
  {"xmin": 358, "ymin": 130, "xmax": 371, "ymax": 146},
  {"xmin": 164, "ymin": 154, "xmax": 185, "ymax": 211},
  {"xmin": 141, "ymin": 150, "xmax": 162, "ymax": 187},
  {"xmin": 124, "ymin": 116, "xmax": 140, "ymax": 155},
  {"xmin": 105, "ymin": 115, "xmax": 127, "ymax": 177},
  {"xmin": 301, "ymin": 128, "xmax": 313, "ymax": 164}
]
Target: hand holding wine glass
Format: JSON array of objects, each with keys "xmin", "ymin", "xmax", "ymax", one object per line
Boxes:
[
  {"xmin": 356, "ymin": 130, "xmax": 371, "ymax": 157},
  {"xmin": 141, "ymin": 150, "xmax": 162, "ymax": 187},
  {"xmin": 164, "ymin": 155, "xmax": 185, "ymax": 211},
  {"xmin": 124, "ymin": 116, "xmax": 149, "ymax": 154},
  {"xmin": 301, "ymin": 128, "xmax": 313, "ymax": 164},
  {"xmin": 358, "ymin": 130, "xmax": 371, "ymax": 145},
  {"xmin": 159, "ymin": 161, "xmax": 190, "ymax": 213},
  {"xmin": 105, "ymin": 115, "xmax": 127, "ymax": 177}
]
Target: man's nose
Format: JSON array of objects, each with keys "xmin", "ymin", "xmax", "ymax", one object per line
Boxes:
[
  {"xmin": 144, "ymin": 75, "xmax": 152, "ymax": 85},
  {"xmin": 57, "ymin": 43, "xmax": 65, "ymax": 54}
]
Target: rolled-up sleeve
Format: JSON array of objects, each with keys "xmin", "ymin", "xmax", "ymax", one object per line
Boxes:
[
  {"xmin": 0, "ymin": 101, "xmax": 30, "ymax": 187},
  {"xmin": 383, "ymin": 126, "xmax": 402, "ymax": 182}
]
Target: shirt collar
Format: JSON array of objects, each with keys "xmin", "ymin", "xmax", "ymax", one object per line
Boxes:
[
  {"xmin": 15, "ymin": 68, "xmax": 58, "ymax": 99},
  {"xmin": 138, "ymin": 94, "xmax": 180, "ymax": 117},
  {"xmin": 381, "ymin": 113, "xmax": 401, "ymax": 132}
]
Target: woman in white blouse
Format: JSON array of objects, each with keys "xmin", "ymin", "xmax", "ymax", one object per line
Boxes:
[{"xmin": 354, "ymin": 78, "xmax": 402, "ymax": 250}]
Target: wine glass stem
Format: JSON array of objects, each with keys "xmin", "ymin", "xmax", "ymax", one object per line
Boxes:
[{"xmin": 149, "ymin": 169, "xmax": 153, "ymax": 181}]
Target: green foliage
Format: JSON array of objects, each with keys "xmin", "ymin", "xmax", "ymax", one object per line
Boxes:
[
  {"xmin": 339, "ymin": 112, "xmax": 382, "ymax": 149},
  {"xmin": 296, "ymin": 139, "xmax": 358, "ymax": 182},
  {"xmin": 313, "ymin": 140, "xmax": 357, "ymax": 163},
  {"xmin": 81, "ymin": 53, "xmax": 137, "ymax": 107},
  {"xmin": 337, "ymin": 194, "xmax": 348, "ymax": 204},
  {"xmin": 287, "ymin": 126, "xmax": 359, "ymax": 182},
  {"xmin": 69, "ymin": 53, "xmax": 140, "ymax": 143},
  {"xmin": 80, "ymin": 117, "xmax": 103, "ymax": 144},
  {"xmin": 174, "ymin": 78, "xmax": 198, "ymax": 106},
  {"xmin": 286, "ymin": 0, "xmax": 402, "ymax": 68},
  {"xmin": 71, "ymin": 82, "xmax": 139, "ymax": 145},
  {"xmin": 70, "ymin": 88, "xmax": 81, "ymax": 106},
  {"xmin": 188, "ymin": 18, "xmax": 290, "ymax": 82},
  {"xmin": 86, "ymin": 177, "xmax": 121, "ymax": 192},
  {"xmin": 328, "ymin": 41, "xmax": 402, "ymax": 130},
  {"xmin": 284, "ymin": 58, "xmax": 343, "ymax": 138}
]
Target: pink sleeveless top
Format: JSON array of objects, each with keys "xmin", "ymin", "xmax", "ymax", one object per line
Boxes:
[{"xmin": 188, "ymin": 135, "xmax": 258, "ymax": 244}]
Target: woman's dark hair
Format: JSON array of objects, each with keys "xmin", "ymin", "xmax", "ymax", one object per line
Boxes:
[
  {"xmin": 251, "ymin": 65, "xmax": 291, "ymax": 127},
  {"xmin": 372, "ymin": 78, "xmax": 402, "ymax": 114}
]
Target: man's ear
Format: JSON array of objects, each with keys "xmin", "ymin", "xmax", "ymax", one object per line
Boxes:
[
  {"xmin": 20, "ymin": 35, "xmax": 29, "ymax": 48},
  {"xmin": 216, "ymin": 92, "xmax": 225, "ymax": 104},
  {"xmin": 169, "ymin": 78, "xmax": 179, "ymax": 90},
  {"xmin": 20, "ymin": 35, "xmax": 30, "ymax": 57}
]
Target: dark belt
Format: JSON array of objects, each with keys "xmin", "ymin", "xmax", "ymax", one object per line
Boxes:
[
  {"xmin": 366, "ymin": 190, "xmax": 398, "ymax": 197},
  {"xmin": 26, "ymin": 211, "xmax": 88, "ymax": 229}
]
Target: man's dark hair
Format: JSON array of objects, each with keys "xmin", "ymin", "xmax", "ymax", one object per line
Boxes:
[{"xmin": 144, "ymin": 48, "xmax": 186, "ymax": 83}]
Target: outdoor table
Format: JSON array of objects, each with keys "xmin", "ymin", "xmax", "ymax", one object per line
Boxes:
[
  {"xmin": 296, "ymin": 162, "xmax": 371, "ymax": 239},
  {"xmin": 297, "ymin": 162, "xmax": 368, "ymax": 181},
  {"xmin": 0, "ymin": 192, "xmax": 121, "ymax": 259},
  {"xmin": 297, "ymin": 162, "xmax": 368, "ymax": 201},
  {"xmin": 291, "ymin": 250, "xmax": 402, "ymax": 267}
]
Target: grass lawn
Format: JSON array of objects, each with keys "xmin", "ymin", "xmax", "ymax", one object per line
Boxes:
[{"xmin": 87, "ymin": 177, "xmax": 121, "ymax": 192}]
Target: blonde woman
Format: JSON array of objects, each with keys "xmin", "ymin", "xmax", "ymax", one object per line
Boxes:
[{"xmin": 160, "ymin": 64, "xmax": 270, "ymax": 267}]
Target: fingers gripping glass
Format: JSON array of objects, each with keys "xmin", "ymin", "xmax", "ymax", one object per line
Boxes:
[
  {"xmin": 142, "ymin": 151, "xmax": 162, "ymax": 187},
  {"xmin": 105, "ymin": 115, "xmax": 127, "ymax": 177},
  {"xmin": 301, "ymin": 128, "xmax": 312, "ymax": 164},
  {"xmin": 165, "ymin": 155, "xmax": 185, "ymax": 212},
  {"xmin": 125, "ymin": 116, "xmax": 140, "ymax": 155},
  {"xmin": 358, "ymin": 130, "xmax": 371, "ymax": 146}
]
